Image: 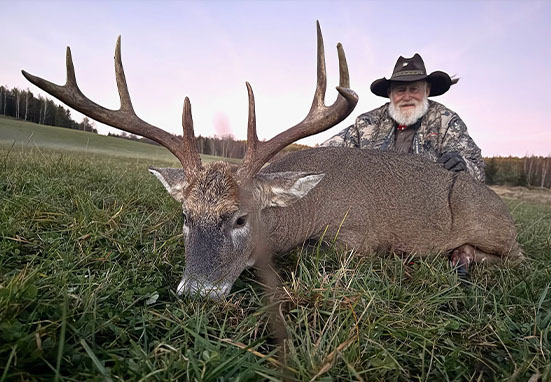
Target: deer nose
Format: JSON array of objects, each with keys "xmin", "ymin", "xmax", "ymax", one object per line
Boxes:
[{"xmin": 176, "ymin": 276, "xmax": 231, "ymax": 299}]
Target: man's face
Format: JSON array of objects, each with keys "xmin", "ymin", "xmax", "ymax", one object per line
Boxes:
[
  {"xmin": 388, "ymin": 80, "xmax": 431, "ymax": 125},
  {"xmin": 389, "ymin": 80, "xmax": 429, "ymax": 109}
]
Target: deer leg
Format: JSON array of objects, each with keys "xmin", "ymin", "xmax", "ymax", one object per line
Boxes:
[
  {"xmin": 473, "ymin": 249, "xmax": 503, "ymax": 265},
  {"xmin": 449, "ymin": 244, "xmax": 475, "ymax": 277},
  {"xmin": 450, "ymin": 244, "xmax": 504, "ymax": 277}
]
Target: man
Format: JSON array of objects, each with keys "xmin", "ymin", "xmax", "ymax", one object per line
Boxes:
[{"xmin": 322, "ymin": 54, "xmax": 485, "ymax": 182}]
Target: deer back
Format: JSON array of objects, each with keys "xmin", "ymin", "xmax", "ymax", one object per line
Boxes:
[{"xmin": 261, "ymin": 147, "xmax": 518, "ymax": 257}]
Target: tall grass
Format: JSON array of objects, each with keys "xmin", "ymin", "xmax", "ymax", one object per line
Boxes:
[{"xmin": 1, "ymin": 146, "xmax": 550, "ymax": 381}]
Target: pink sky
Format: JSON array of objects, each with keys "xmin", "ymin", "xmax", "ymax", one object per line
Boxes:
[{"xmin": 2, "ymin": 0, "xmax": 549, "ymax": 156}]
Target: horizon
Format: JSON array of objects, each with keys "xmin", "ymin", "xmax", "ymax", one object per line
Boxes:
[{"xmin": 2, "ymin": 0, "xmax": 549, "ymax": 157}]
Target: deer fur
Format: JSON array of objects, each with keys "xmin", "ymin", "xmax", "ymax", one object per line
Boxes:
[{"xmin": 151, "ymin": 147, "xmax": 522, "ymax": 298}]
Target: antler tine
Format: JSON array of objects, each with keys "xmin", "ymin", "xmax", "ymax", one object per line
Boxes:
[
  {"xmin": 337, "ymin": 43, "xmax": 349, "ymax": 87},
  {"xmin": 182, "ymin": 97, "xmax": 202, "ymax": 171},
  {"xmin": 335, "ymin": 41, "xmax": 358, "ymax": 105},
  {"xmin": 21, "ymin": 47, "xmax": 79, "ymax": 103},
  {"xmin": 245, "ymin": 82, "xmax": 258, "ymax": 148},
  {"xmin": 311, "ymin": 21, "xmax": 327, "ymax": 109},
  {"xmin": 114, "ymin": 36, "xmax": 134, "ymax": 113},
  {"xmin": 237, "ymin": 21, "xmax": 359, "ymax": 180},
  {"xmin": 237, "ymin": 82, "xmax": 261, "ymax": 178},
  {"xmin": 237, "ymin": 82, "xmax": 260, "ymax": 174},
  {"xmin": 22, "ymin": 37, "xmax": 201, "ymax": 175},
  {"xmin": 65, "ymin": 47, "xmax": 77, "ymax": 87}
]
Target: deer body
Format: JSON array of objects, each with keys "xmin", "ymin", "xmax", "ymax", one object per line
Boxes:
[
  {"xmin": 261, "ymin": 147, "xmax": 519, "ymax": 258},
  {"xmin": 23, "ymin": 22, "xmax": 520, "ymax": 299},
  {"xmin": 151, "ymin": 146, "xmax": 520, "ymax": 298}
]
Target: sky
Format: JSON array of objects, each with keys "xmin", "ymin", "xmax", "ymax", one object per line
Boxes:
[{"xmin": 2, "ymin": 0, "xmax": 550, "ymax": 156}]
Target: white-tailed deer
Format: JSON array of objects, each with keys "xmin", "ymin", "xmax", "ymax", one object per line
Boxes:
[{"xmin": 23, "ymin": 23, "xmax": 522, "ymax": 299}]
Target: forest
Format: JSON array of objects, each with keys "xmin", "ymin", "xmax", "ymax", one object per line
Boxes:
[{"xmin": 0, "ymin": 85, "xmax": 97, "ymax": 133}]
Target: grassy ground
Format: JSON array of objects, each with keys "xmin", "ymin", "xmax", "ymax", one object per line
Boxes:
[
  {"xmin": 1, "ymin": 121, "xmax": 550, "ymax": 381},
  {"xmin": 0, "ymin": 116, "xmax": 224, "ymax": 165}
]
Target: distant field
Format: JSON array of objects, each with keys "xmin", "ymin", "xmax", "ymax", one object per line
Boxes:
[{"xmin": 0, "ymin": 116, "xmax": 226, "ymax": 165}]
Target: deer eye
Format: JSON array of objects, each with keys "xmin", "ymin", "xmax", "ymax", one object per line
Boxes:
[{"xmin": 234, "ymin": 214, "xmax": 248, "ymax": 228}]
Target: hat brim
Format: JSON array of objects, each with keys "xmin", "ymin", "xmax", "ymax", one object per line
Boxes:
[{"xmin": 370, "ymin": 71, "xmax": 452, "ymax": 98}]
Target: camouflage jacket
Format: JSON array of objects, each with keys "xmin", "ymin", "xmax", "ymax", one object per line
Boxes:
[{"xmin": 321, "ymin": 100, "xmax": 485, "ymax": 182}]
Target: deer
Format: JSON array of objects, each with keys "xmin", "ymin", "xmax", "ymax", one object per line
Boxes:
[{"xmin": 22, "ymin": 23, "xmax": 522, "ymax": 299}]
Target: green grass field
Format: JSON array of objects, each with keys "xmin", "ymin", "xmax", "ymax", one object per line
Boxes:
[
  {"xmin": 0, "ymin": 116, "xmax": 225, "ymax": 165},
  {"xmin": 1, "ymin": 119, "xmax": 550, "ymax": 381}
]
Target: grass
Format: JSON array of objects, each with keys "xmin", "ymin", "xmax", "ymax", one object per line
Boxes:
[
  {"xmin": 1, "ymin": 120, "xmax": 550, "ymax": 381},
  {"xmin": 0, "ymin": 115, "xmax": 225, "ymax": 164}
]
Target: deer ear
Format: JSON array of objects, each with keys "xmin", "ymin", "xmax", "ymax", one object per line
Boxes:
[
  {"xmin": 255, "ymin": 172, "xmax": 325, "ymax": 208},
  {"xmin": 149, "ymin": 167, "xmax": 188, "ymax": 203}
]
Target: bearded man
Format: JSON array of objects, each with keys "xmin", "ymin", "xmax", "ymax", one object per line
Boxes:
[{"xmin": 322, "ymin": 54, "xmax": 485, "ymax": 182}]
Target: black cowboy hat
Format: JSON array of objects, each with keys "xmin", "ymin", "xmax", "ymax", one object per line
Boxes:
[{"xmin": 370, "ymin": 53, "xmax": 452, "ymax": 98}]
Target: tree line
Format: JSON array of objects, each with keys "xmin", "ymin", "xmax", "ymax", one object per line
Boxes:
[
  {"xmin": 3, "ymin": 85, "xmax": 549, "ymax": 188},
  {"xmin": 485, "ymin": 156, "xmax": 551, "ymax": 189},
  {"xmin": 0, "ymin": 85, "xmax": 97, "ymax": 133},
  {"xmin": 108, "ymin": 131, "xmax": 310, "ymax": 160},
  {"xmin": 107, "ymin": 132, "xmax": 248, "ymax": 159}
]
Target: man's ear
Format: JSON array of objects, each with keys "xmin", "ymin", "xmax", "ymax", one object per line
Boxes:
[
  {"xmin": 254, "ymin": 172, "xmax": 325, "ymax": 208},
  {"xmin": 149, "ymin": 167, "xmax": 187, "ymax": 202},
  {"xmin": 426, "ymin": 82, "xmax": 431, "ymax": 96}
]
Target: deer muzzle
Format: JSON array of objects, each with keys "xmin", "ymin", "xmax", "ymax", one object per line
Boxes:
[
  {"xmin": 176, "ymin": 276, "xmax": 232, "ymax": 299},
  {"xmin": 178, "ymin": 224, "xmax": 248, "ymax": 299}
]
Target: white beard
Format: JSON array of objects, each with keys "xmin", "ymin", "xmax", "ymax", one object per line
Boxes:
[{"xmin": 389, "ymin": 96, "xmax": 429, "ymax": 126}]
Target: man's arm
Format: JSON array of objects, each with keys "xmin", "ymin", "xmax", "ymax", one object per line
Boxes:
[
  {"xmin": 440, "ymin": 115, "xmax": 486, "ymax": 182},
  {"xmin": 321, "ymin": 106, "xmax": 388, "ymax": 148},
  {"xmin": 320, "ymin": 124, "xmax": 361, "ymax": 148}
]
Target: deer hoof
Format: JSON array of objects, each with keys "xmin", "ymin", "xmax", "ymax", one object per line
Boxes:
[{"xmin": 450, "ymin": 244, "xmax": 475, "ymax": 279}]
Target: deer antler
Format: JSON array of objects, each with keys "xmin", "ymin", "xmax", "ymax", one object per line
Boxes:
[
  {"xmin": 22, "ymin": 23, "xmax": 357, "ymax": 180},
  {"xmin": 21, "ymin": 36, "xmax": 202, "ymax": 175},
  {"xmin": 237, "ymin": 21, "xmax": 359, "ymax": 179}
]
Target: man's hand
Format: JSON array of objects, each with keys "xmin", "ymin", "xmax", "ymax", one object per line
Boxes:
[{"xmin": 437, "ymin": 152, "xmax": 467, "ymax": 172}]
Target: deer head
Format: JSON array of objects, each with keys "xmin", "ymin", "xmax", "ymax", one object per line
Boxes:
[{"xmin": 22, "ymin": 22, "xmax": 358, "ymax": 298}]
